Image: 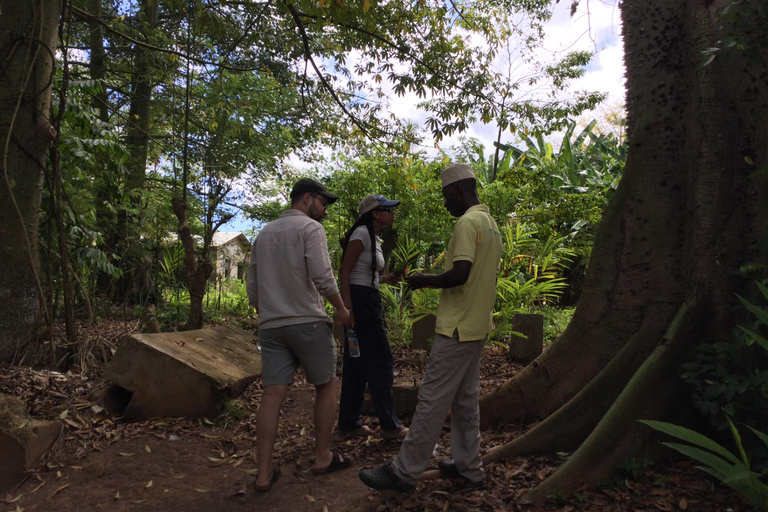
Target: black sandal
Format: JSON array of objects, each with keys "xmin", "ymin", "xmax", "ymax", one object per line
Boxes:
[
  {"xmin": 312, "ymin": 451, "xmax": 352, "ymax": 475},
  {"xmin": 253, "ymin": 468, "xmax": 281, "ymax": 492}
]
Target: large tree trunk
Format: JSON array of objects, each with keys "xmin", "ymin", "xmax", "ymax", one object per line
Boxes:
[
  {"xmin": 0, "ymin": 0, "xmax": 60, "ymax": 361},
  {"xmin": 478, "ymin": 0, "xmax": 768, "ymax": 501},
  {"xmin": 112, "ymin": 0, "xmax": 159, "ymax": 301}
]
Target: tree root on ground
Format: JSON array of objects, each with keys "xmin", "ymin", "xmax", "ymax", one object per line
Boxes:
[
  {"xmin": 481, "ymin": 315, "xmax": 664, "ymax": 464},
  {"xmin": 524, "ymin": 301, "xmax": 703, "ymax": 505}
]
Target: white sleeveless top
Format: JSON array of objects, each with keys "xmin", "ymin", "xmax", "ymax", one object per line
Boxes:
[{"xmin": 349, "ymin": 225, "xmax": 384, "ymax": 289}]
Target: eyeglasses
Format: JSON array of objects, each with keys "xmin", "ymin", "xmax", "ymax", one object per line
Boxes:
[
  {"xmin": 375, "ymin": 206, "xmax": 394, "ymax": 212},
  {"xmin": 310, "ymin": 193, "xmax": 329, "ymax": 209}
]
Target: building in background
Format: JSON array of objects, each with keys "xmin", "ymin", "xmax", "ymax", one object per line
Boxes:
[{"xmin": 211, "ymin": 232, "xmax": 250, "ymax": 280}]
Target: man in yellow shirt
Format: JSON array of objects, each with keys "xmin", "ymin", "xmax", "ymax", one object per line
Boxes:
[{"xmin": 359, "ymin": 163, "xmax": 502, "ymax": 492}]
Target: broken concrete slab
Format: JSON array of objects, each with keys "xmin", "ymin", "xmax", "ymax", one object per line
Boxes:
[
  {"xmin": 103, "ymin": 325, "xmax": 261, "ymax": 419},
  {"xmin": 0, "ymin": 394, "xmax": 62, "ymax": 491}
]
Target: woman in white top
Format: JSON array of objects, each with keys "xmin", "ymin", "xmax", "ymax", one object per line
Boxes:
[{"xmin": 337, "ymin": 194, "xmax": 408, "ymax": 440}]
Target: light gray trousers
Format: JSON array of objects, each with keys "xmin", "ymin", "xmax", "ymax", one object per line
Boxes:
[{"xmin": 392, "ymin": 331, "xmax": 486, "ymax": 484}]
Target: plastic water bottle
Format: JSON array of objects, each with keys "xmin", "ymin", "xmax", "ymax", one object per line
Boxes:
[{"xmin": 347, "ymin": 328, "xmax": 360, "ymax": 358}]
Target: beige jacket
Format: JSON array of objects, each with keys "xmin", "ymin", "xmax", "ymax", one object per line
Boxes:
[{"xmin": 246, "ymin": 209, "xmax": 339, "ymax": 329}]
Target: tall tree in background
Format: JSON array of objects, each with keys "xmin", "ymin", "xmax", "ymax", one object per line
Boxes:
[
  {"xmin": 477, "ymin": 0, "xmax": 768, "ymax": 500},
  {"xmin": 0, "ymin": 0, "xmax": 61, "ymax": 360},
  {"xmin": 0, "ymin": 0, "xmax": 603, "ymax": 347}
]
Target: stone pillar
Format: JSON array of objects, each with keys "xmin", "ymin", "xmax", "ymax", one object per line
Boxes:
[
  {"xmin": 507, "ymin": 313, "xmax": 543, "ymax": 364},
  {"xmin": 411, "ymin": 314, "xmax": 436, "ymax": 351}
]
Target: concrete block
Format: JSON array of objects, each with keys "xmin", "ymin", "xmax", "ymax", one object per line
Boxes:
[
  {"xmin": 0, "ymin": 394, "xmax": 62, "ymax": 491},
  {"xmin": 103, "ymin": 325, "xmax": 261, "ymax": 418}
]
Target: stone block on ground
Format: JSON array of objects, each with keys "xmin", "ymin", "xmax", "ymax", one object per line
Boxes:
[
  {"xmin": 103, "ymin": 325, "xmax": 261, "ymax": 418},
  {"xmin": 411, "ymin": 314, "xmax": 436, "ymax": 351},
  {"xmin": 395, "ymin": 349, "xmax": 428, "ymax": 368},
  {"xmin": 0, "ymin": 394, "xmax": 62, "ymax": 491},
  {"xmin": 362, "ymin": 376, "xmax": 420, "ymax": 418},
  {"xmin": 507, "ymin": 313, "xmax": 543, "ymax": 364}
]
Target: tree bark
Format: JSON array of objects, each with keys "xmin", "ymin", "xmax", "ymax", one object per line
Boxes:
[
  {"xmin": 112, "ymin": 0, "xmax": 159, "ymax": 300},
  {"xmin": 479, "ymin": 0, "xmax": 768, "ymax": 501},
  {"xmin": 0, "ymin": 0, "xmax": 60, "ymax": 361},
  {"xmin": 172, "ymin": 199, "xmax": 212, "ymax": 330}
]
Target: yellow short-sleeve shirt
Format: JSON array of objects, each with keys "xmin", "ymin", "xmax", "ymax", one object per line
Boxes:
[{"xmin": 435, "ymin": 204, "xmax": 502, "ymax": 341}]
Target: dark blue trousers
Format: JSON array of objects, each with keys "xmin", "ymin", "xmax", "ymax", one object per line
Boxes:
[{"xmin": 338, "ymin": 284, "xmax": 401, "ymax": 432}]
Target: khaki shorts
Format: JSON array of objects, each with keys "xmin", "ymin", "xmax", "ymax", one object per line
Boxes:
[{"xmin": 258, "ymin": 321, "xmax": 336, "ymax": 386}]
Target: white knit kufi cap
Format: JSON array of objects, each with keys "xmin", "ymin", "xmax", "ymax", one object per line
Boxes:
[{"xmin": 440, "ymin": 163, "xmax": 476, "ymax": 188}]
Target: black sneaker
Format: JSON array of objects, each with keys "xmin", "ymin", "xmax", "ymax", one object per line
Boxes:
[
  {"xmin": 359, "ymin": 463, "xmax": 415, "ymax": 493},
  {"xmin": 438, "ymin": 458, "xmax": 461, "ymax": 478},
  {"xmin": 437, "ymin": 459, "xmax": 484, "ymax": 488}
]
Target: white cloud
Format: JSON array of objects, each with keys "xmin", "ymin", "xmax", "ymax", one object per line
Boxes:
[
  {"xmin": 286, "ymin": 1, "xmax": 625, "ymax": 164},
  {"xmin": 425, "ymin": 1, "xmax": 625, "ymax": 155}
]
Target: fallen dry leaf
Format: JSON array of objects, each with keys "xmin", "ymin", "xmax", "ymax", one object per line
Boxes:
[
  {"xmin": 306, "ymin": 494, "xmax": 316, "ymax": 503},
  {"xmin": 679, "ymin": 498, "xmax": 688, "ymax": 510},
  {"xmin": 45, "ymin": 484, "xmax": 69, "ymax": 501}
]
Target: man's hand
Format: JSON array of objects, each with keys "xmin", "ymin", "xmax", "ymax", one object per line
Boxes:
[
  {"xmin": 336, "ymin": 306, "xmax": 352, "ymax": 327},
  {"xmin": 380, "ymin": 274, "xmax": 401, "ymax": 286},
  {"xmin": 405, "ymin": 272, "xmax": 431, "ymax": 290}
]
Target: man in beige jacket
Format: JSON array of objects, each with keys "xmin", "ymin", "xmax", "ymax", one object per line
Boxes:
[{"xmin": 247, "ymin": 178, "xmax": 352, "ymax": 491}]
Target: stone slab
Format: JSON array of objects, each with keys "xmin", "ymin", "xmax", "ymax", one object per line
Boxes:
[{"xmin": 103, "ymin": 325, "xmax": 261, "ymax": 418}]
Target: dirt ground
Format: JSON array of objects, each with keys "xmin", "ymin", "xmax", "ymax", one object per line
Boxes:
[{"xmin": 0, "ymin": 320, "xmax": 752, "ymax": 512}]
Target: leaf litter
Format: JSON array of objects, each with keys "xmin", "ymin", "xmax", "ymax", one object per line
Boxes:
[{"xmin": 0, "ymin": 318, "xmax": 752, "ymax": 511}]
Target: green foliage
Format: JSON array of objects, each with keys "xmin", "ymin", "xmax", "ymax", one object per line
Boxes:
[
  {"xmin": 599, "ymin": 457, "xmax": 654, "ymax": 491},
  {"xmin": 660, "ymin": 281, "xmax": 768, "ymax": 510},
  {"xmin": 380, "ymin": 238, "xmax": 441, "ymax": 347},
  {"xmin": 493, "ymin": 221, "xmax": 574, "ymax": 339},
  {"xmin": 492, "ymin": 119, "xmax": 627, "ymax": 256},
  {"xmin": 379, "ymin": 282, "xmax": 417, "ymax": 347},
  {"xmin": 205, "ymin": 278, "xmax": 254, "ymax": 320},
  {"xmin": 220, "ymin": 399, "xmax": 250, "ymax": 429},
  {"xmin": 541, "ymin": 306, "xmax": 575, "ymax": 346},
  {"xmin": 158, "ymin": 244, "xmax": 185, "ymax": 302},
  {"xmin": 681, "ymin": 281, "xmax": 768, "ymax": 434},
  {"xmin": 641, "ymin": 419, "xmax": 768, "ymax": 511}
]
